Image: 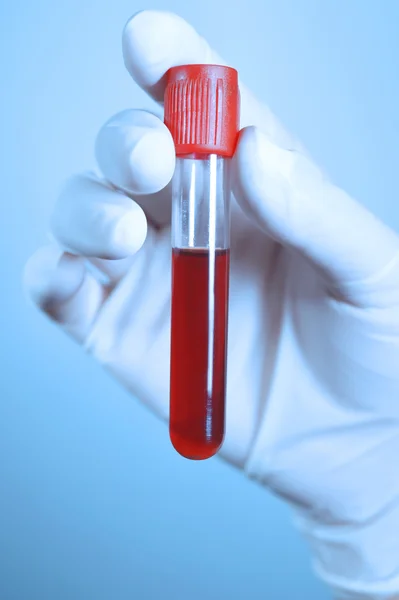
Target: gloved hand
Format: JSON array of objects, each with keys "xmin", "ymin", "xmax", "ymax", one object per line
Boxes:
[{"xmin": 24, "ymin": 11, "xmax": 399, "ymax": 600}]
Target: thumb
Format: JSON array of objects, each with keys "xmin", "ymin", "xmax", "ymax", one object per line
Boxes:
[{"xmin": 233, "ymin": 127, "xmax": 399, "ymax": 308}]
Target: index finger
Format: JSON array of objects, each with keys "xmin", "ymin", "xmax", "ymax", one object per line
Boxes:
[{"xmin": 122, "ymin": 10, "xmax": 300, "ymax": 150}]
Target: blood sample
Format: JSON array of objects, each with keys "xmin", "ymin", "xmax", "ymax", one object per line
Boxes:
[
  {"xmin": 170, "ymin": 248, "xmax": 229, "ymax": 459},
  {"xmin": 164, "ymin": 65, "xmax": 240, "ymax": 460}
]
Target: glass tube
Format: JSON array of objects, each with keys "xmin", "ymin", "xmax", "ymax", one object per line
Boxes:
[{"xmin": 169, "ymin": 154, "xmax": 231, "ymax": 460}]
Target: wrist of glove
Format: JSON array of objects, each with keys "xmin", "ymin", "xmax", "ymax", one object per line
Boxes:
[{"xmin": 244, "ymin": 252, "xmax": 399, "ymax": 600}]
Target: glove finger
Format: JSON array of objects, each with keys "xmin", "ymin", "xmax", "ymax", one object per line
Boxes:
[
  {"xmin": 233, "ymin": 126, "xmax": 399, "ymax": 307},
  {"xmin": 23, "ymin": 245, "xmax": 105, "ymax": 343},
  {"xmin": 95, "ymin": 109, "xmax": 175, "ymax": 229},
  {"xmin": 51, "ymin": 172, "xmax": 148, "ymax": 262},
  {"xmin": 95, "ymin": 109, "xmax": 175, "ymax": 197},
  {"xmin": 122, "ymin": 10, "xmax": 299, "ymax": 149}
]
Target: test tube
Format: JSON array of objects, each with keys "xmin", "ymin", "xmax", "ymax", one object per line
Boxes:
[{"xmin": 164, "ymin": 65, "xmax": 240, "ymax": 460}]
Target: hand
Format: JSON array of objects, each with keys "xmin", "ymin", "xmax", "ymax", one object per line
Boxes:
[{"xmin": 24, "ymin": 11, "xmax": 399, "ymax": 600}]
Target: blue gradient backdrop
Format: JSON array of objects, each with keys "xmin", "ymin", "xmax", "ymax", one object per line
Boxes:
[{"xmin": 1, "ymin": 1, "xmax": 399, "ymax": 598}]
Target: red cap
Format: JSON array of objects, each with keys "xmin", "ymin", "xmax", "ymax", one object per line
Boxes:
[{"xmin": 164, "ymin": 64, "xmax": 240, "ymax": 158}]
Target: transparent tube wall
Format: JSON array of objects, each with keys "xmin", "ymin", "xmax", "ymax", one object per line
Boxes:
[
  {"xmin": 171, "ymin": 155, "xmax": 230, "ymax": 250},
  {"xmin": 169, "ymin": 154, "xmax": 231, "ymax": 460}
]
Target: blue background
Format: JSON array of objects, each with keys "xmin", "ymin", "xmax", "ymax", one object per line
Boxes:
[{"xmin": 2, "ymin": 0, "xmax": 399, "ymax": 598}]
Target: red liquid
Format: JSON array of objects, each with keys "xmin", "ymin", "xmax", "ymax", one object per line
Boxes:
[{"xmin": 170, "ymin": 248, "xmax": 229, "ymax": 460}]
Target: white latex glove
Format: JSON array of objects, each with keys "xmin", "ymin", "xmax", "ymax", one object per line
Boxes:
[{"xmin": 24, "ymin": 11, "xmax": 399, "ymax": 600}]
